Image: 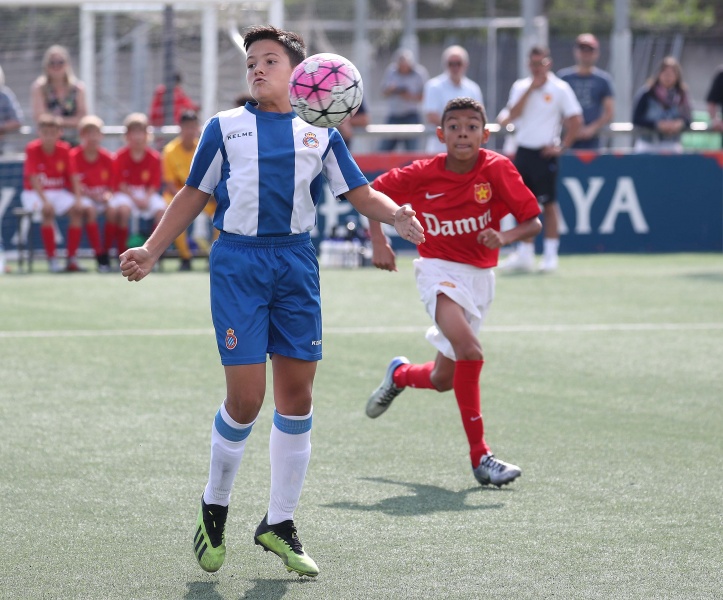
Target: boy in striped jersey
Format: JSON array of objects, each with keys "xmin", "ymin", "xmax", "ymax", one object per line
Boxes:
[{"xmin": 119, "ymin": 25, "xmax": 424, "ymax": 578}]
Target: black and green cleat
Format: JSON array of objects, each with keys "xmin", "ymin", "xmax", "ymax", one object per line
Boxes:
[
  {"xmin": 193, "ymin": 497, "xmax": 228, "ymax": 573},
  {"xmin": 254, "ymin": 514, "xmax": 319, "ymax": 577}
]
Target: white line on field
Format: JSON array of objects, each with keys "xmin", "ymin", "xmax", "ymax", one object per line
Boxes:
[{"xmin": 0, "ymin": 323, "xmax": 722, "ymax": 339}]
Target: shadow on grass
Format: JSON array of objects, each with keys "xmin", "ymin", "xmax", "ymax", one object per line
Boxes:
[
  {"xmin": 185, "ymin": 577, "xmax": 313, "ymax": 600},
  {"xmin": 323, "ymin": 477, "xmax": 506, "ymax": 516},
  {"xmin": 681, "ymin": 272, "xmax": 723, "ymax": 283}
]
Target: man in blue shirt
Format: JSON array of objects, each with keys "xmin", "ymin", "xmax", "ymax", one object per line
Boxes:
[{"xmin": 558, "ymin": 33, "xmax": 614, "ymax": 150}]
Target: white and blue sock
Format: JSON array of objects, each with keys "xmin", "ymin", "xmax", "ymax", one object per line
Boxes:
[
  {"xmin": 203, "ymin": 402, "xmax": 254, "ymax": 507},
  {"xmin": 267, "ymin": 409, "xmax": 313, "ymax": 525}
]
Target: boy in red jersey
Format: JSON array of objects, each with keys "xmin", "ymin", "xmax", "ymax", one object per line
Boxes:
[
  {"xmin": 107, "ymin": 112, "xmax": 165, "ymax": 257},
  {"xmin": 21, "ymin": 113, "xmax": 81, "ymax": 272},
  {"xmin": 366, "ymin": 97, "xmax": 542, "ymax": 487},
  {"xmin": 69, "ymin": 115, "xmax": 115, "ymax": 272}
]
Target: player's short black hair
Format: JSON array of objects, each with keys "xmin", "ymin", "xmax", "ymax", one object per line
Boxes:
[
  {"xmin": 441, "ymin": 97, "xmax": 487, "ymax": 127},
  {"xmin": 243, "ymin": 25, "xmax": 306, "ymax": 68},
  {"xmin": 179, "ymin": 110, "xmax": 198, "ymax": 124}
]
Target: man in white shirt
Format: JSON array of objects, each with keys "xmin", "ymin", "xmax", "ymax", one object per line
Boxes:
[
  {"xmin": 498, "ymin": 46, "xmax": 582, "ymax": 272},
  {"xmin": 422, "ymin": 45, "xmax": 482, "ymax": 154}
]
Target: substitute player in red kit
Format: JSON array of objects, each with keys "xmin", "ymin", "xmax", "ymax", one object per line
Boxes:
[
  {"xmin": 366, "ymin": 97, "xmax": 541, "ymax": 487},
  {"xmin": 20, "ymin": 113, "xmax": 80, "ymax": 272},
  {"xmin": 69, "ymin": 115, "xmax": 115, "ymax": 272},
  {"xmin": 106, "ymin": 112, "xmax": 165, "ymax": 258}
]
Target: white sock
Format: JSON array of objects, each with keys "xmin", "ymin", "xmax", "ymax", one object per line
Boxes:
[
  {"xmin": 518, "ymin": 241, "xmax": 535, "ymax": 260},
  {"xmin": 203, "ymin": 402, "xmax": 255, "ymax": 507},
  {"xmin": 543, "ymin": 238, "xmax": 560, "ymax": 260},
  {"xmin": 267, "ymin": 409, "xmax": 313, "ymax": 525}
]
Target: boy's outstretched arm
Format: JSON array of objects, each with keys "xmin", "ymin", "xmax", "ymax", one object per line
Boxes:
[
  {"xmin": 477, "ymin": 216, "xmax": 542, "ymax": 249},
  {"xmin": 120, "ymin": 185, "xmax": 210, "ymax": 282},
  {"xmin": 344, "ymin": 184, "xmax": 425, "ymax": 246}
]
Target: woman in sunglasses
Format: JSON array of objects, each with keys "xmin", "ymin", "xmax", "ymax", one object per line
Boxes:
[{"xmin": 30, "ymin": 45, "xmax": 88, "ymax": 145}]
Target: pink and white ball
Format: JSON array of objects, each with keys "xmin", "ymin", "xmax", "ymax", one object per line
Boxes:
[{"xmin": 289, "ymin": 53, "xmax": 364, "ymax": 128}]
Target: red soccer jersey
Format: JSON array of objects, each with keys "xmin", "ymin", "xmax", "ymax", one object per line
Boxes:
[
  {"xmin": 114, "ymin": 146, "xmax": 161, "ymax": 190},
  {"xmin": 373, "ymin": 150, "xmax": 541, "ymax": 269},
  {"xmin": 69, "ymin": 146, "xmax": 115, "ymax": 195},
  {"xmin": 23, "ymin": 139, "xmax": 74, "ymax": 191}
]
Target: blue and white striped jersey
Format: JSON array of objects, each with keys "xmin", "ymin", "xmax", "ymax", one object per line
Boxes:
[{"xmin": 186, "ymin": 103, "xmax": 368, "ymax": 237}]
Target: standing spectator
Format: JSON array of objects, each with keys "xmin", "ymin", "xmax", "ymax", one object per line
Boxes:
[
  {"xmin": 497, "ymin": 46, "xmax": 582, "ymax": 273},
  {"xmin": 30, "ymin": 45, "xmax": 88, "ymax": 145},
  {"xmin": 149, "ymin": 73, "xmax": 200, "ymax": 127},
  {"xmin": 337, "ymin": 98, "xmax": 370, "ymax": 151},
  {"xmin": 379, "ymin": 48, "xmax": 428, "ymax": 152},
  {"xmin": 632, "ymin": 56, "xmax": 691, "ymax": 154},
  {"xmin": 69, "ymin": 115, "xmax": 115, "ymax": 272},
  {"xmin": 161, "ymin": 110, "xmax": 214, "ymax": 271},
  {"xmin": 106, "ymin": 113, "xmax": 165, "ymax": 259},
  {"xmin": 0, "ymin": 64, "xmax": 23, "ymax": 154},
  {"xmin": 422, "ymin": 45, "xmax": 482, "ymax": 154},
  {"xmin": 705, "ymin": 65, "xmax": 723, "ymax": 147},
  {"xmin": 20, "ymin": 114, "xmax": 80, "ymax": 272},
  {"xmin": 557, "ymin": 33, "xmax": 614, "ymax": 150}
]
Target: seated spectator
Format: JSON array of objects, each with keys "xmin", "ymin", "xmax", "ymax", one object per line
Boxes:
[
  {"xmin": 30, "ymin": 45, "xmax": 88, "ymax": 145},
  {"xmin": 69, "ymin": 115, "xmax": 115, "ymax": 272},
  {"xmin": 0, "ymin": 63, "xmax": 23, "ymax": 154},
  {"xmin": 632, "ymin": 56, "xmax": 691, "ymax": 153},
  {"xmin": 149, "ymin": 73, "xmax": 200, "ymax": 127},
  {"xmin": 161, "ymin": 110, "xmax": 217, "ymax": 271},
  {"xmin": 20, "ymin": 114, "xmax": 81, "ymax": 272},
  {"xmin": 106, "ymin": 113, "xmax": 165, "ymax": 258},
  {"xmin": 379, "ymin": 48, "xmax": 428, "ymax": 152}
]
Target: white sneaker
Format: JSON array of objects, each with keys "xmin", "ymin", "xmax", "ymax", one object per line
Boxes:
[
  {"xmin": 473, "ymin": 454, "xmax": 522, "ymax": 487},
  {"xmin": 48, "ymin": 258, "xmax": 63, "ymax": 273},
  {"xmin": 539, "ymin": 255, "xmax": 558, "ymax": 273},
  {"xmin": 498, "ymin": 252, "xmax": 536, "ymax": 273},
  {"xmin": 365, "ymin": 356, "xmax": 409, "ymax": 418}
]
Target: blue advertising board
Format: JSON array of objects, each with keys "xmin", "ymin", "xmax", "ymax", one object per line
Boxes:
[{"xmin": 1, "ymin": 152, "xmax": 722, "ymax": 256}]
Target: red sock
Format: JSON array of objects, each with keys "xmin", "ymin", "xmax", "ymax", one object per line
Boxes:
[
  {"xmin": 66, "ymin": 226, "xmax": 82, "ymax": 259},
  {"xmin": 117, "ymin": 226, "xmax": 129, "ymax": 255},
  {"xmin": 41, "ymin": 225, "xmax": 56, "ymax": 258},
  {"xmin": 393, "ymin": 362, "xmax": 435, "ymax": 389},
  {"xmin": 103, "ymin": 222, "xmax": 117, "ymax": 254},
  {"xmin": 85, "ymin": 222, "xmax": 102, "ymax": 255},
  {"xmin": 453, "ymin": 360, "xmax": 490, "ymax": 467}
]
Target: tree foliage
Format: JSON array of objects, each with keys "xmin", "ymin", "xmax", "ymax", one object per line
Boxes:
[{"xmin": 543, "ymin": 0, "xmax": 717, "ymax": 33}]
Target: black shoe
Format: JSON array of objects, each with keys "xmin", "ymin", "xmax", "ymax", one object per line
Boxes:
[
  {"xmin": 96, "ymin": 253, "xmax": 111, "ymax": 273},
  {"xmin": 193, "ymin": 497, "xmax": 228, "ymax": 572},
  {"xmin": 254, "ymin": 514, "xmax": 319, "ymax": 577},
  {"xmin": 179, "ymin": 258, "xmax": 192, "ymax": 272}
]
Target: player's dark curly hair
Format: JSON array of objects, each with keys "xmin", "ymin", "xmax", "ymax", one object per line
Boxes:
[
  {"xmin": 243, "ymin": 25, "xmax": 306, "ymax": 68},
  {"xmin": 441, "ymin": 97, "xmax": 488, "ymax": 127}
]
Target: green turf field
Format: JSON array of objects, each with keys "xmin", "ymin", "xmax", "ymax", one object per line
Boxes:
[{"xmin": 1, "ymin": 254, "xmax": 721, "ymax": 599}]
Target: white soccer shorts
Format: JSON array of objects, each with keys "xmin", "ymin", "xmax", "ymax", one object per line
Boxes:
[{"xmin": 413, "ymin": 257, "xmax": 495, "ymax": 360}]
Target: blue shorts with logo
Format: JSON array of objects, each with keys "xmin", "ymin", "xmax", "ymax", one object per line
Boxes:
[{"xmin": 210, "ymin": 231, "xmax": 322, "ymax": 365}]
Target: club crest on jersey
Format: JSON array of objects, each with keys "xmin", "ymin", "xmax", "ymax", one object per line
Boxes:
[
  {"xmin": 303, "ymin": 132, "xmax": 320, "ymax": 149},
  {"xmin": 225, "ymin": 328, "xmax": 238, "ymax": 350},
  {"xmin": 474, "ymin": 182, "xmax": 492, "ymax": 204}
]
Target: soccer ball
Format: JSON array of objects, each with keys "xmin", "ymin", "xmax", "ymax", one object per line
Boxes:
[{"xmin": 289, "ymin": 53, "xmax": 364, "ymax": 128}]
